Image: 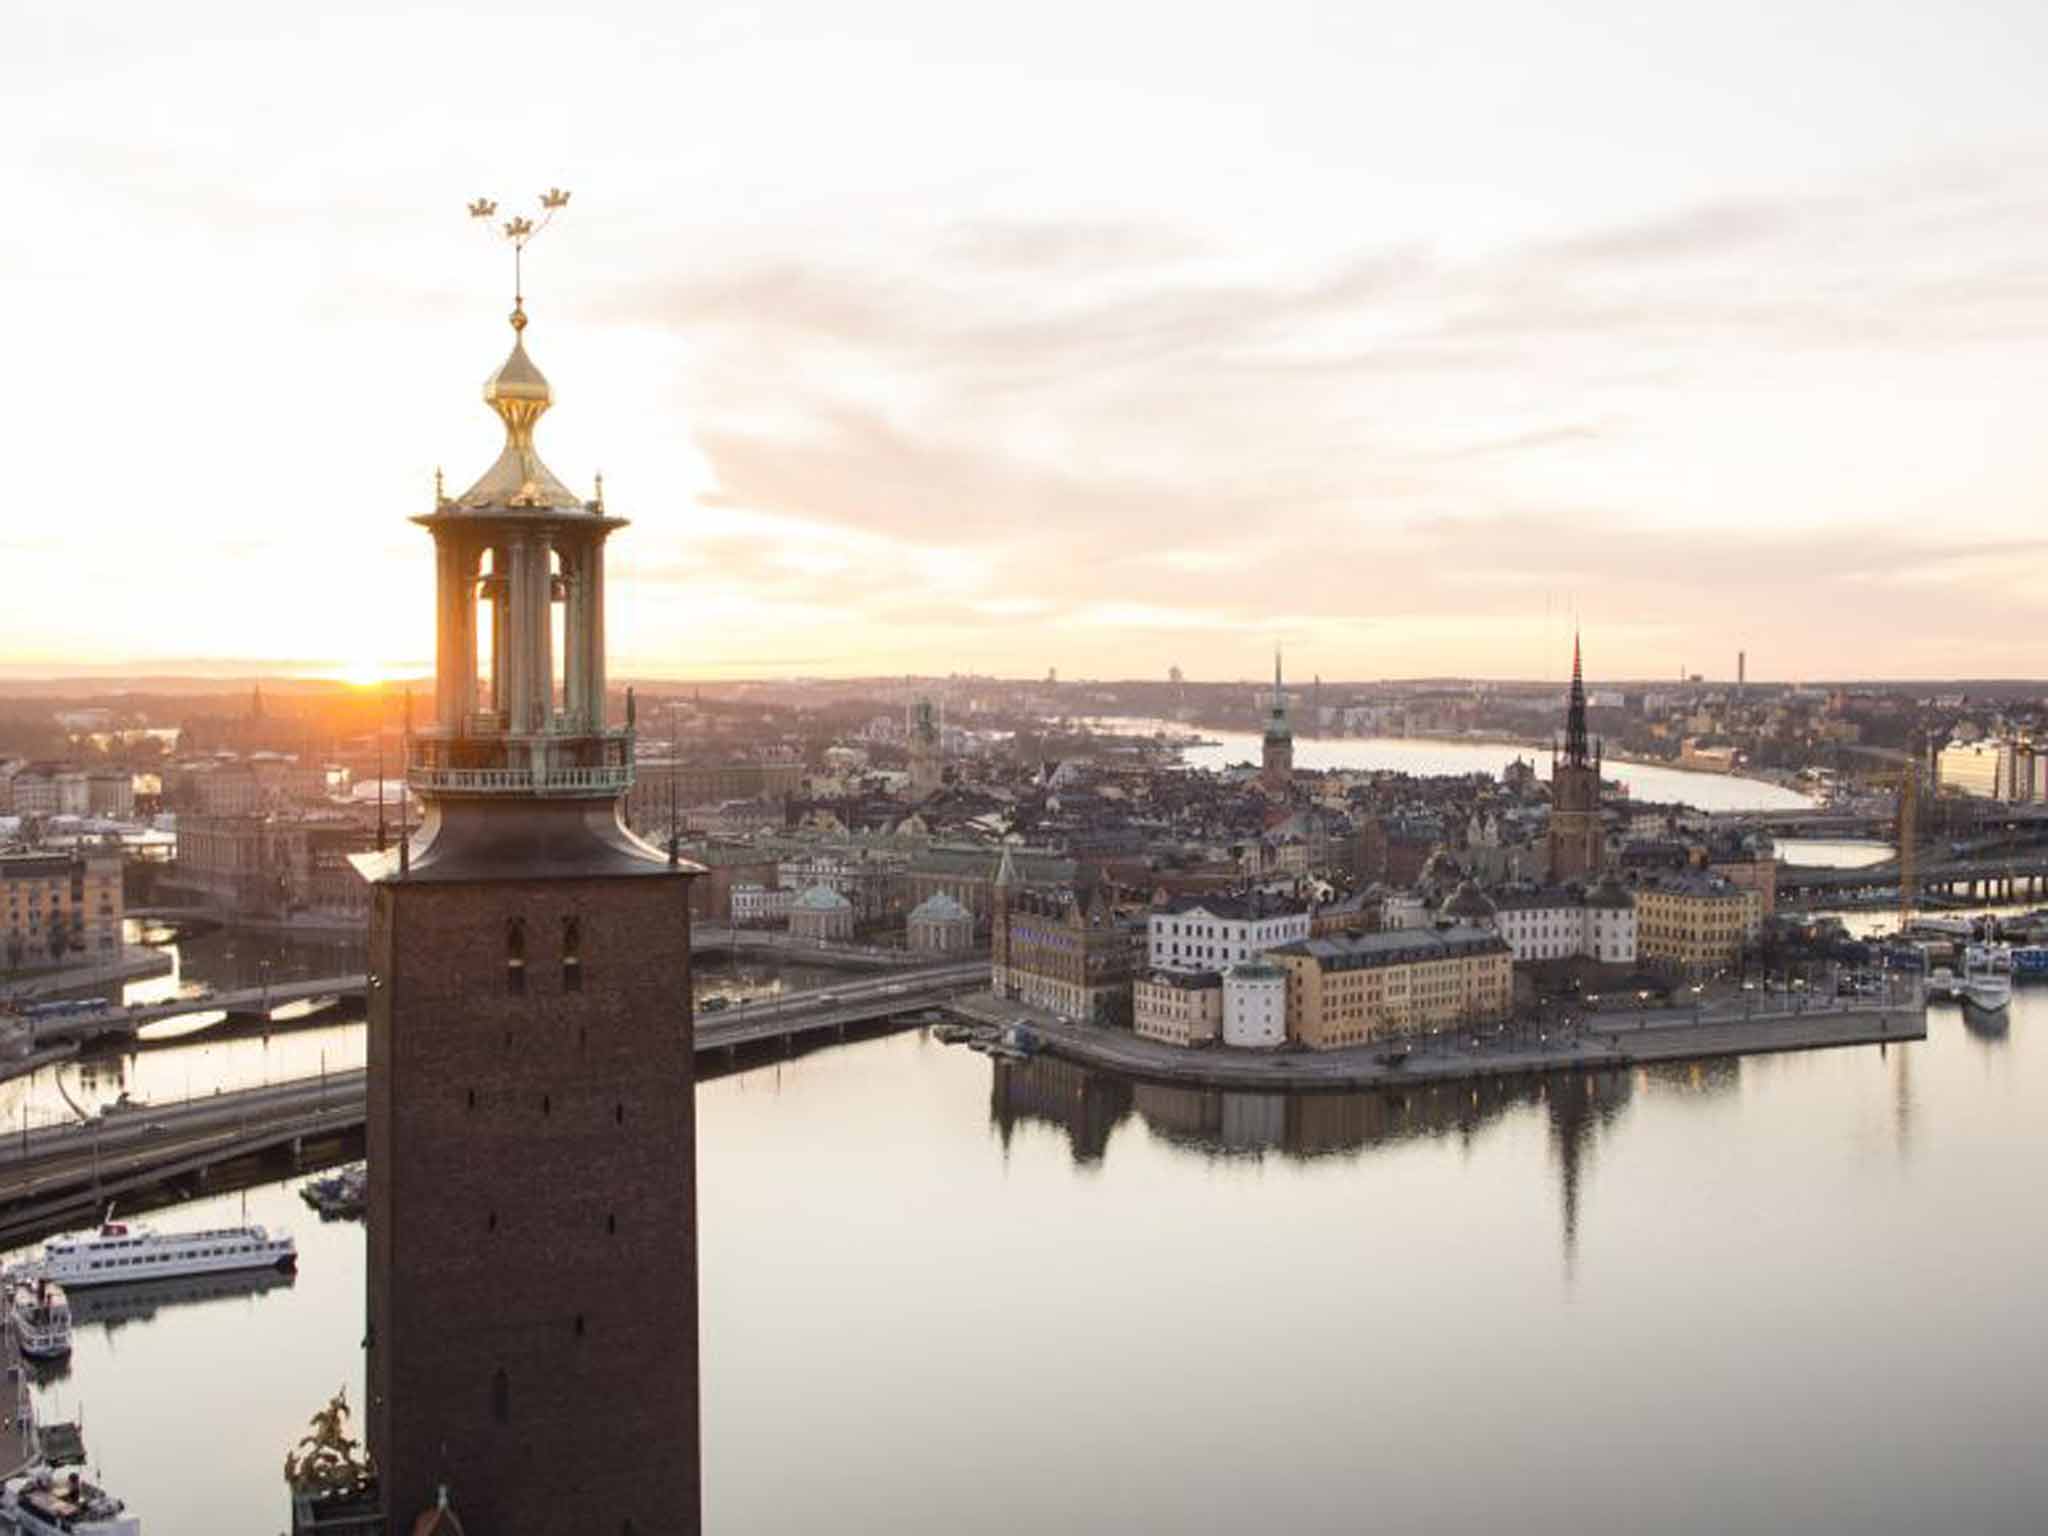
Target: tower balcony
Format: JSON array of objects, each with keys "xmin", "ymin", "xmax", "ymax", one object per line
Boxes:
[{"xmin": 405, "ymin": 727, "xmax": 635, "ymax": 799}]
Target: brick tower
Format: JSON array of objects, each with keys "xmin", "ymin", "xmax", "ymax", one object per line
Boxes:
[
  {"xmin": 353, "ymin": 279, "xmax": 701, "ymax": 1533},
  {"xmin": 1548, "ymin": 633, "xmax": 1605, "ymax": 881}
]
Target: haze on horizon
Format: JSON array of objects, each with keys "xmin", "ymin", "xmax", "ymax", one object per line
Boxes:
[{"xmin": 9, "ymin": 0, "xmax": 2048, "ymax": 687}]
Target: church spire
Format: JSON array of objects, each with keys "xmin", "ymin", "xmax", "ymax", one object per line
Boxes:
[{"xmin": 1563, "ymin": 630, "xmax": 1591, "ymax": 768}]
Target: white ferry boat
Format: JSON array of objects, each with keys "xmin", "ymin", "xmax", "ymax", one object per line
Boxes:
[
  {"xmin": 0, "ymin": 1467, "xmax": 139, "ymax": 1536},
  {"xmin": 1962, "ymin": 943, "xmax": 2013, "ymax": 1014},
  {"xmin": 35, "ymin": 1218, "xmax": 295, "ymax": 1290},
  {"xmin": 8, "ymin": 1276, "xmax": 71, "ymax": 1361}
]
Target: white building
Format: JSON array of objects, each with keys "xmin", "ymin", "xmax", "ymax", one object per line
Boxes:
[
  {"xmin": 1148, "ymin": 895, "xmax": 1311, "ymax": 974},
  {"xmin": 730, "ymin": 882, "xmax": 794, "ymax": 926},
  {"xmin": 1487, "ymin": 878, "xmax": 1636, "ymax": 965},
  {"xmin": 1222, "ymin": 963, "xmax": 1288, "ymax": 1047},
  {"xmin": 1381, "ymin": 893, "xmax": 1429, "ymax": 931}
]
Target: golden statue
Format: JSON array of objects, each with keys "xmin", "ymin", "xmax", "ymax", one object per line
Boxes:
[{"xmin": 283, "ymin": 1386, "xmax": 375, "ymax": 1494}]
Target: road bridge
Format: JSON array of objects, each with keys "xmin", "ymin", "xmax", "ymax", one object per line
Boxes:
[
  {"xmin": 0, "ymin": 962, "xmax": 984, "ymax": 1246},
  {"xmin": 1778, "ymin": 850, "xmax": 2048, "ymax": 905}
]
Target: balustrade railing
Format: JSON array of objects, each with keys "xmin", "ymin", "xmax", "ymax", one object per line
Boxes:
[{"xmin": 405, "ymin": 762, "xmax": 634, "ymax": 795}]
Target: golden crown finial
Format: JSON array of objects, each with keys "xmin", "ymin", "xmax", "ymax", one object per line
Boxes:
[{"xmin": 466, "ymin": 188, "xmax": 574, "ymax": 326}]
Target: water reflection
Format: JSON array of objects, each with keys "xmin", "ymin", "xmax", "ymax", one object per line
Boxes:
[
  {"xmin": 989, "ymin": 1054, "xmax": 1659, "ymax": 1261},
  {"xmin": 66, "ymin": 1266, "xmax": 298, "ymax": 1333}
]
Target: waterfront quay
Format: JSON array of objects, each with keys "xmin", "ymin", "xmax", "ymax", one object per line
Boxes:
[{"xmin": 951, "ymin": 988, "xmax": 1926, "ymax": 1093}]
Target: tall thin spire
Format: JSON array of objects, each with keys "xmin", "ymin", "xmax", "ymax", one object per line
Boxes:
[{"xmin": 1564, "ymin": 630, "xmax": 1591, "ymax": 768}]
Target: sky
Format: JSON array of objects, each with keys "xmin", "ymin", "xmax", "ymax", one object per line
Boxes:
[{"xmin": 8, "ymin": 0, "xmax": 2048, "ymax": 685}]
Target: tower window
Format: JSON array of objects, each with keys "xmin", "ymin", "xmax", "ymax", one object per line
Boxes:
[
  {"xmin": 574, "ymin": 1313, "xmax": 586, "ymax": 1338},
  {"xmin": 491, "ymin": 1367, "xmax": 509, "ymax": 1424},
  {"xmin": 563, "ymin": 915, "xmax": 583, "ymax": 992},
  {"xmin": 507, "ymin": 917, "xmax": 527, "ymax": 995}
]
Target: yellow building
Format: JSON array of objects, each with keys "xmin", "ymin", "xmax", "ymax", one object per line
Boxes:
[
  {"xmin": 1133, "ymin": 970, "xmax": 1224, "ymax": 1047},
  {"xmin": 1633, "ymin": 873, "xmax": 1760, "ymax": 978},
  {"xmin": 1268, "ymin": 927, "xmax": 1512, "ymax": 1050},
  {"xmin": 2, "ymin": 847, "xmax": 123, "ymax": 971}
]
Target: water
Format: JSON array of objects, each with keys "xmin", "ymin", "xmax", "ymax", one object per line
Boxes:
[
  {"xmin": 21, "ymin": 989, "xmax": 2046, "ymax": 1534},
  {"xmin": 1778, "ymin": 838, "xmax": 1896, "ymax": 869},
  {"xmin": 1115, "ymin": 721, "xmax": 1814, "ymax": 812}
]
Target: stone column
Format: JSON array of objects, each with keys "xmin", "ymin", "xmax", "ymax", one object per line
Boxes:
[
  {"xmin": 588, "ymin": 534, "xmax": 608, "ymax": 731},
  {"xmin": 561, "ymin": 540, "xmax": 586, "ymax": 731},
  {"xmin": 434, "ymin": 533, "xmax": 461, "ymax": 732},
  {"xmin": 504, "ymin": 534, "xmax": 533, "ymax": 735},
  {"xmin": 533, "ymin": 531, "xmax": 556, "ymax": 734}
]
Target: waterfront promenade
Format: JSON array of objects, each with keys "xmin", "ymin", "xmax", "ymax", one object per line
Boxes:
[{"xmin": 950, "ymin": 990, "xmax": 1926, "ymax": 1092}]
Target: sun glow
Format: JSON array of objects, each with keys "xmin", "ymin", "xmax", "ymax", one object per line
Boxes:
[{"xmin": 335, "ymin": 658, "xmax": 402, "ymax": 688}]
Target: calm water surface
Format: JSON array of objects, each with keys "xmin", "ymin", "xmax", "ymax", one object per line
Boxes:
[
  {"xmin": 16, "ymin": 980, "xmax": 2045, "ymax": 1534},
  {"xmin": 1115, "ymin": 722, "xmax": 1814, "ymax": 812}
]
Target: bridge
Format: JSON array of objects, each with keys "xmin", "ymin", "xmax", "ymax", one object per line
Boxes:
[
  {"xmin": 1777, "ymin": 850, "xmax": 2048, "ymax": 904},
  {"xmin": 0, "ymin": 961, "xmax": 985, "ymax": 1245}
]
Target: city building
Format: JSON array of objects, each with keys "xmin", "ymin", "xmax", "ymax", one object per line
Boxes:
[
  {"xmin": 906, "ymin": 890, "xmax": 974, "ymax": 954},
  {"xmin": 1, "ymin": 846, "xmax": 123, "ymax": 969},
  {"xmin": 1634, "ymin": 872, "xmax": 1761, "ymax": 977},
  {"xmin": 1548, "ymin": 635, "xmax": 1605, "ymax": 881},
  {"xmin": 624, "ymin": 754, "xmax": 802, "ymax": 831},
  {"xmin": 1487, "ymin": 877, "xmax": 1637, "ymax": 965},
  {"xmin": 1147, "ymin": 892, "xmax": 1312, "ymax": 973},
  {"xmin": 1133, "ymin": 969, "xmax": 1223, "ymax": 1046},
  {"xmin": 728, "ymin": 881, "xmax": 794, "ymax": 927},
  {"xmin": 907, "ymin": 697, "xmax": 943, "ymax": 800},
  {"xmin": 175, "ymin": 811, "xmax": 376, "ymax": 922},
  {"xmin": 990, "ymin": 851, "xmax": 1140, "ymax": 1026},
  {"xmin": 1221, "ymin": 961, "xmax": 1288, "ymax": 1047},
  {"xmin": 1269, "ymin": 927, "xmax": 1512, "ymax": 1049},
  {"xmin": 351, "ymin": 291, "xmax": 700, "ymax": 1533},
  {"xmin": 788, "ymin": 883, "xmax": 855, "ymax": 942},
  {"xmin": 1261, "ymin": 649, "xmax": 1293, "ymax": 795}
]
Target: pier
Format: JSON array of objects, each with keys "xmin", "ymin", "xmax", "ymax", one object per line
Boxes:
[{"xmin": 949, "ymin": 989, "xmax": 1927, "ymax": 1093}]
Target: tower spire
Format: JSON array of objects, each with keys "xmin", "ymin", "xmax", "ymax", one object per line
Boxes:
[{"xmin": 1564, "ymin": 630, "xmax": 1590, "ymax": 768}]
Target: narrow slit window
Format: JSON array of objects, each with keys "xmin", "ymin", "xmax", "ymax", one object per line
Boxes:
[
  {"xmin": 507, "ymin": 917, "xmax": 527, "ymax": 995},
  {"xmin": 563, "ymin": 914, "xmax": 583, "ymax": 992}
]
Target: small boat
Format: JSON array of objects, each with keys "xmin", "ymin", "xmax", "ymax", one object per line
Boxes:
[
  {"xmin": 36, "ymin": 1216, "xmax": 295, "ymax": 1289},
  {"xmin": 8, "ymin": 1276, "xmax": 72, "ymax": 1361},
  {"xmin": 0, "ymin": 1466, "xmax": 139, "ymax": 1536},
  {"xmin": 298, "ymin": 1164, "xmax": 366, "ymax": 1220},
  {"xmin": 1962, "ymin": 943, "xmax": 2013, "ymax": 1014},
  {"xmin": 2009, "ymin": 945, "xmax": 2048, "ymax": 981},
  {"xmin": 1926, "ymin": 965, "xmax": 1959, "ymax": 1002}
]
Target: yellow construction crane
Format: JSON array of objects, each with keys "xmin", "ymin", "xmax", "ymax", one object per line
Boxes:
[{"xmin": 1895, "ymin": 764, "xmax": 1916, "ymax": 933}]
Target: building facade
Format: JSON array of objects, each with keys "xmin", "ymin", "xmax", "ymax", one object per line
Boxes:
[
  {"xmin": 1270, "ymin": 927, "xmax": 1513, "ymax": 1049},
  {"xmin": 1221, "ymin": 962, "xmax": 1288, "ymax": 1047},
  {"xmin": 1148, "ymin": 893, "xmax": 1312, "ymax": 974},
  {"xmin": 1488, "ymin": 878, "xmax": 1637, "ymax": 965},
  {"xmin": 1133, "ymin": 969, "xmax": 1224, "ymax": 1046},
  {"xmin": 1634, "ymin": 873, "xmax": 1761, "ymax": 977},
  {"xmin": 991, "ymin": 853, "xmax": 1139, "ymax": 1026},
  {"xmin": 788, "ymin": 884, "xmax": 855, "ymax": 942},
  {"xmin": 906, "ymin": 891, "xmax": 974, "ymax": 954},
  {"xmin": 729, "ymin": 881, "xmax": 793, "ymax": 927},
  {"xmin": 1, "ymin": 847, "xmax": 123, "ymax": 969}
]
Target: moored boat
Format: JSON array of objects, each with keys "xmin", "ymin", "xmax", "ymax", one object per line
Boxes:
[
  {"xmin": 1962, "ymin": 943, "xmax": 2012, "ymax": 1014},
  {"xmin": 0, "ymin": 1466, "xmax": 139, "ymax": 1536},
  {"xmin": 8, "ymin": 1277, "xmax": 72, "ymax": 1362},
  {"xmin": 2009, "ymin": 945, "xmax": 2048, "ymax": 981},
  {"xmin": 35, "ymin": 1218, "xmax": 295, "ymax": 1290}
]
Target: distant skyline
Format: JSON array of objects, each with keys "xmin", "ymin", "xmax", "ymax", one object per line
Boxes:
[{"xmin": 11, "ymin": 1, "xmax": 2048, "ymax": 682}]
